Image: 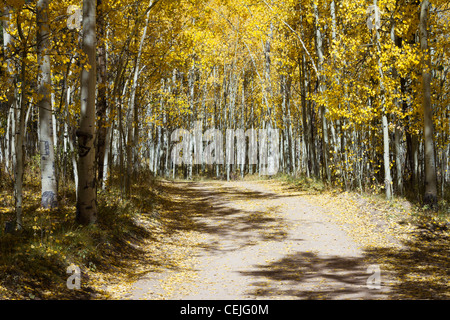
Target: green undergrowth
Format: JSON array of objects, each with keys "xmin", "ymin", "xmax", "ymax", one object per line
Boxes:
[
  {"xmin": 0, "ymin": 170, "xmax": 160, "ymax": 300},
  {"xmin": 274, "ymin": 173, "xmax": 326, "ymax": 193}
]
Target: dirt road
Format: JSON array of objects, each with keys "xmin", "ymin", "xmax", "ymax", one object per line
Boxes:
[{"xmin": 126, "ymin": 179, "xmax": 394, "ymax": 300}]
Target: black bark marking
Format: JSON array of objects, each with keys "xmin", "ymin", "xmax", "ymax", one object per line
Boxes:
[
  {"xmin": 76, "ymin": 130, "xmax": 93, "ymax": 157},
  {"xmin": 42, "ymin": 190, "xmax": 57, "ymax": 209}
]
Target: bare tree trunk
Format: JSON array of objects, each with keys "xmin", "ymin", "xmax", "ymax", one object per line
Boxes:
[
  {"xmin": 96, "ymin": 0, "xmax": 108, "ymax": 190},
  {"xmin": 11, "ymin": 7, "xmax": 32, "ymax": 230},
  {"xmin": 264, "ymin": 22, "xmax": 274, "ymax": 129},
  {"xmin": 188, "ymin": 63, "xmax": 196, "ymax": 180},
  {"xmin": 3, "ymin": 6, "xmax": 14, "ymax": 177},
  {"xmin": 5, "ymin": 107, "xmax": 13, "ymax": 175},
  {"xmin": 76, "ymin": 0, "xmax": 98, "ymax": 225},
  {"xmin": 37, "ymin": 0, "xmax": 58, "ymax": 209},
  {"xmin": 14, "ymin": 46, "xmax": 28, "ymax": 230},
  {"xmin": 102, "ymin": 122, "xmax": 112, "ymax": 189},
  {"xmin": 420, "ymin": 0, "xmax": 438, "ymax": 206},
  {"xmin": 65, "ymin": 81, "xmax": 79, "ymax": 197},
  {"xmin": 394, "ymin": 126, "xmax": 403, "ymax": 195},
  {"xmin": 390, "ymin": 24, "xmax": 404, "ymax": 196},
  {"xmin": 314, "ymin": 2, "xmax": 330, "ymax": 183},
  {"xmin": 128, "ymin": 1, "xmax": 152, "ymax": 183},
  {"xmin": 373, "ymin": 0, "xmax": 393, "ymax": 200},
  {"xmin": 117, "ymin": 78, "xmax": 128, "ymax": 196},
  {"xmin": 299, "ymin": 55, "xmax": 310, "ymax": 177}
]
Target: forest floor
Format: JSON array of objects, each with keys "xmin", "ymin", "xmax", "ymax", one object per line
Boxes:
[
  {"xmin": 104, "ymin": 178, "xmax": 449, "ymax": 300},
  {"xmin": 0, "ymin": 176, "xmax": 449, "ymax": 300}
]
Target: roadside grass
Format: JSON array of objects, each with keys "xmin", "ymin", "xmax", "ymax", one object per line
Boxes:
[
  {"xmin": 275, "ymin": 171, "xmax": 449, "ymax": 224},
  {"xmin": 1, "ymin": 163, "xmax": 447, "ymax": 300},
  {"xmin": 0, "ymin": 167, "xmax": 159, "ymax": 300},
  {"xmin": 275, "ymin": 172, "xmax": 450, "ymax": 299}
]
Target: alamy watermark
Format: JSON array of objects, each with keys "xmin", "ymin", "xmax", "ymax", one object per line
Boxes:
[
  {"xmin": 66, "ymin": 264, "xmax": 81, "ymax": 290},
  {"xmin": 67, "ymin": 5, "xmax": 82, "ymax": 31},
  {"xmin": 171, "ymin": 122, "xmax": 280, "ymax": 175},
  {"xmin": 65, "ymin": 263, "xmax": 382, "ymax": 291},
  {"xmin": 366, "ymin": 5, "xmax": 381, "ymax": 30},
  {"xmin": 366, "ymin": 264, "xmax": 381, "ymax": 289}
]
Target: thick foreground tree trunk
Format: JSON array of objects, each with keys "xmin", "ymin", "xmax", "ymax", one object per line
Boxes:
[
  {"xmin": 419, "ymin": 0, "xmax": 438, "ymax": 207},
  {"xmin": 76, "ymin": 0, "xmax": 98, "ymax": 225},
  {"xmin": 37, "ymin": 0, "xmax": 58, "ymax": 209}
]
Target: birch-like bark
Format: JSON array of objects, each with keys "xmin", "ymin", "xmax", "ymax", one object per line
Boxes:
[
  {"xmin": 420, "ymin": 0, "xmax": 438, "ymax": 206},
  {"xmin": 126, "ymin": 3, "xmax": 151, "ymax": 191},
  {"xmin": 373, "ymin": 0, "xmax": 393, "ymax": 200},
  {"xmin": 12, "ymin": 8, "xmax": 32, "ymax": 230},
  {"xmin": 14, "ymin": 41, "xmax": 28, "ymax": 230},
  {"xmin": 285, "ymin": 76, "xmax": 295, "ymax": 174},
  {"xmin": 76, "ymin": 0, "xmax": 97, "ymax": 225},
  {"xmin": 264, "ymin": 22, "xmax": 274, "ymax": 129},
  {"xmin": 299, "ymin": 55, "xmax": 310, "ymax": 177},
  {"xmin": 37, "ymin": 0, "xmax": 58, "ymax": 209},
  {"xmin": 3, "ymin": 6, "xmax": 14, "ymax": 176},
  {"xmin": 96, "ymin": 0, "xmax": 108, "ymax": 190},
  {"xmin": 314, "ymin": 2, "xmax": 330, "ymax": 183},
  {"xmin": 66, "ymin": 82, "xmax": 78, "ymax": 197}
]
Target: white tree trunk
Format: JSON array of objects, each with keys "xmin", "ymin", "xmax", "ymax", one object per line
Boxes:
[
  {"xmin": 37, "ymin": 0, "xmax": 58, "ymax": 209},
  {"xmin": 76, "ymin": 0, "xmax": 97, "ymax": 224},
  {"xmin": 15, "ymin": 53, "xmax": 27, "ymax": 230},
  {"xmin": 127, "ymin": 1, "xmax": 152, "ymax": 182},
  {"xmin": 3, "ymin": 6, "xmax": 14, "ymax": 176},
  {"xmin": 420, "ymin": 0, "xmax": 438, "ymax": 206},
  {"xmin": 373, "ymin": 0, "xmax": 393, "ymax": 200},
  {"xmin": 102, "ymin": 124, "xmax": 111, "ymax": 189},
  {"xmin": 65, "ymin": 76, "xmax": 79, "ymax": 197}
]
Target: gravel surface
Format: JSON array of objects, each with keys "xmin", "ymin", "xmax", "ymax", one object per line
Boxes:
[{"xmin": 126, "ymin": 180, "xmax": 394, "ymax": 300}]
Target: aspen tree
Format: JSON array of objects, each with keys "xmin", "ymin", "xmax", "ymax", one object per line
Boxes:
[
  {"xmin": 76, "ymin": 0, "xmax": 97, "ymax": 225},
  {"xmin": 37, "ymin": 0, "xmax": 58, "ymax": 209},
  {"xmin": 420, "ymin": 0, "xmax": 438, "ymax": 206}
]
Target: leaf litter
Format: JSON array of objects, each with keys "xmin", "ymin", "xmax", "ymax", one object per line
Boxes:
[{"xmin": 107, "ymin": 179, "xmax": 447, "ymax": 300}]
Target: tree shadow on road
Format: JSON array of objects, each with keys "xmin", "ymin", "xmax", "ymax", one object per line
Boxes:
[
  {"xmin": 363, "ymin": 229, "xmax": 450, "ymax": 299},
  {"xmin": 239, "ymin": 251, "xmax": 389, "ymax": 299},
  {"xmin": 239, "ymin": 231, "xmax": 450, "ymax": 299},
  {"xmin": 157, "ymin": 180, "xmax": 290, "ymax": 253},
  {"xmin": 157, "ymin": 180, "xmax": 450, "ymax": 300}
]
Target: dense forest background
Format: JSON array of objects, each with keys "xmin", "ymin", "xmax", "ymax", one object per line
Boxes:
[{"xmin": 0, "ymin": 0, "xmax": 448, "ymax": 299}]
